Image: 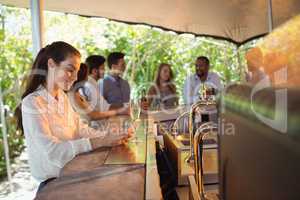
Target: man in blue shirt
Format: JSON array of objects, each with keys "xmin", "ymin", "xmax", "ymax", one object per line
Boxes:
[{"xmin": 100, "ymin": 52, "xmax": 130, "ymax": 107}]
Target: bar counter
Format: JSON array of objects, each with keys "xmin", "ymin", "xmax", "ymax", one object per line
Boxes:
[{"xmin": 35, "ymin": 116, "xmax": 162, "ymax": 200}]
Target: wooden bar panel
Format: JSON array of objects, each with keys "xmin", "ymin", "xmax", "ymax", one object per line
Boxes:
[
  {"xmin": 36, "ymin": 165, "xmax": 145, "ymax": 200},
  {"xmin": 61, "ymin": 148, "xmax": 110, "ymax": 176}
]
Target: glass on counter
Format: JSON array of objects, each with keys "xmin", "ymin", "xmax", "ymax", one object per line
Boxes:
[{"xmin": 128, "ymin": 99, "xmax": 142, "ymax": 143}]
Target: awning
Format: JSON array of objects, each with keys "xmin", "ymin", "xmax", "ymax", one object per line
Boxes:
[{"xmin": 1, "ymin": 0, "xmax": 300, "ymax": 44}]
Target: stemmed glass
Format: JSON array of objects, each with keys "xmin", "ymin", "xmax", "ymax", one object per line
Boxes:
[{"xmin": 128, "ymin": 99, "xmax": 141, "ymax": 143}]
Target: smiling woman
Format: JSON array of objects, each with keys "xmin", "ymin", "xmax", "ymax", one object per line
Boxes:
[
  {"xmin": 13, "ymin": 41, "xmax": 131, "ymax": 194},
  {"xmin": 45, "ymin": 50, "xmax": 81, "ymax": 97}
]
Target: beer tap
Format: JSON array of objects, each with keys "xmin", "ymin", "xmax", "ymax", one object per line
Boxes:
[
  {"xmin": 171, "ymin": 110, "xmax": 190, "ymax": 138},
  {"xmin": 185, "ymin": 100, "xmax": 206, "ymax": 163},
  {"xmin": 193, "ymin": 122, "xmax": 218, "ymax": 199},
  {"xmin": 185, "ymin": 92, "xmax": 217, "ymax": 163}
]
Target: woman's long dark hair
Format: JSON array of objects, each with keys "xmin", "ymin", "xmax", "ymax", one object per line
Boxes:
[
  {"xmin": 154, "ymin": 63, "xmax": 176, "ymax": 93},
  {"xmin": 73, "ymin": 63, "xmax": 88, "ymax": 86},
  {"xmin": 14, "ymin": 41, "xmax": 81, "ymax": 133}
]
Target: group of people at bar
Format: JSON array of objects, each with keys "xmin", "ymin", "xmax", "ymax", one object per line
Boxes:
[
  {"xmin": 70, "ymin": 51, "xmax": 222, "ymax": 121},
  {"xmin": 14, "ymin": 41, "xmax": 222, "ymax": 194}
]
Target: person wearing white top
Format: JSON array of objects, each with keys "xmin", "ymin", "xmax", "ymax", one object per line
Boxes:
[
  {"xmin": 83, "ymin": 55, "xmax": 110, "ymax": 112},
  {"xmin": 85, "ymin": 76, "xmax": 110, "ymax": 112},
  {"xmin": 183, "ymin": 56, "xmax": 222, "ymax": 105},
  {"xmin": 69, "ymin": 56, "xmax": 129, "ymax": 128},
  {"xmin": 15, "ymin": 42, "xmax": 131, "ymax": 193}
]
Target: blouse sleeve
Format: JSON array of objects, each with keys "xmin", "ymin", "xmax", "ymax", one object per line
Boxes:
[{"xmin": 69, "ymin": 98, "xmax": 107, "ymax": 139}]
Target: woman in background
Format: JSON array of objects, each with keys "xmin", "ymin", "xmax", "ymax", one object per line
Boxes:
[{"xmin": 147, "ymin": 63, "xmax": 178, "ymax": 110}]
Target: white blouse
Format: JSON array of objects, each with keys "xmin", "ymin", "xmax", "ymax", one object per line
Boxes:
[{"xmin": 22, "ymin": 86, "xmax": 105, "ymax": 182}]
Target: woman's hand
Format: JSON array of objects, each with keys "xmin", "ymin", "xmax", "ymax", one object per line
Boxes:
[{"xmin": 90, "ymin": 120, "xmax": 136, "ymax": 150}]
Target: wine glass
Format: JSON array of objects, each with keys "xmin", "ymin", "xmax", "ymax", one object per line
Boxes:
[
  {"xmin": 128, "ymin": 100, "xmax": 141, "ymax": 143},
  {"xmin": 130, "ymin": 99, "xmax": 140, "ymax": 121}
]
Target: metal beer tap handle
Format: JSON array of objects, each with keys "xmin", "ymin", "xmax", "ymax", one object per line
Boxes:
[
  {"xmin": 193, "ymin": 122, "xmax": 218, "ymax": 200},
  {"xmin": 185, "ymin": 101, "xmax": 206, "ymax": 163},
  {"xmin": 171, "ymin": 111, "xmax": 190, "ymax": 137}
]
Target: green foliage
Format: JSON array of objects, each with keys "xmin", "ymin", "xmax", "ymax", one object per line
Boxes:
[
  {"xmin": 0, "ymin": 5, "xmax": 260, "ymax": 179},
  {"xmin": 0, "ymin": 5, "xmax": 32, "ymax": 179}
]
